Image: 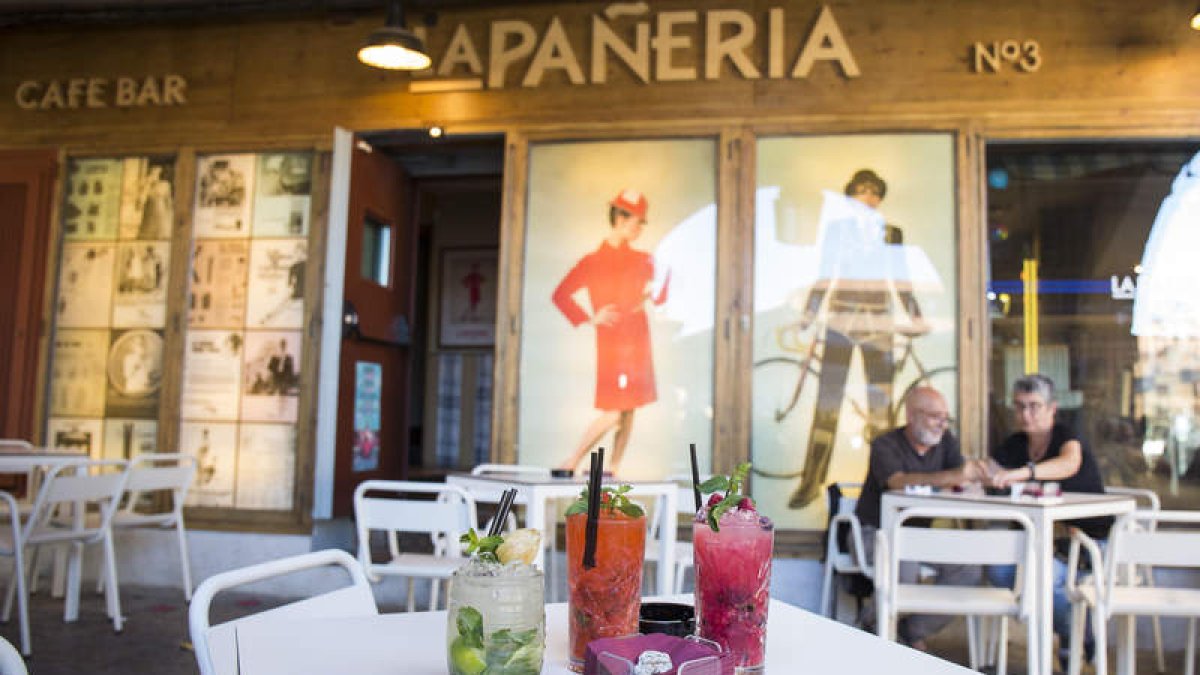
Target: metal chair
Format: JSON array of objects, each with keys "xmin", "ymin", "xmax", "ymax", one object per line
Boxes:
[
  {"xmin": 188, "ymin": 549, "xmax": 376, "ymax": 675},
  {"xmin": 0, "ymin": 492, "xmax": 30, "ymax": 655},
  {"xmin": 0, "ymin": 459, "xmax": 130, "ymax": 654},
  {"xmin": 876, "ymin": 506, "xmax": 1036, "ymax": 675},
  {"xmin": 353, "ymin": 480, "xmax": 476, "ymax": 611},
  {"xmin": 819, "ymin": 481, "xmax": 873, "ymax": 619},
  {"xmin": 0, "ymin": 633, "xmax": 27, "ymax": 675},
  {"xmin": 1065, "ymin": 510, "xmax": 1200, "ymax": 675},
  {"xmin": 103, "ymin": 453, "xmax": 198, "ymax": 601},
  {"xmin": 0, "ymin": 441, "xmax": 38, "ymax": 517},
  {"xmin": 1104, "ymin": 486, "xmax": 1165, "ymax": 673}
]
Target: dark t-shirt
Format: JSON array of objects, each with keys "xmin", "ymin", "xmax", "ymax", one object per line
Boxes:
[
  {"xmin": 991, "ymin": 423, "xmax": 1113, "ymax": 539},
  {"xmin": 855, "ymin": 427, "xmax": 964, "ymax": 529}
]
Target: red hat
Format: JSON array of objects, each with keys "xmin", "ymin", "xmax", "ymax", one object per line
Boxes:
[{"xmin": 609, "ymin": 189, "xmax": 648, "ymax": 221}]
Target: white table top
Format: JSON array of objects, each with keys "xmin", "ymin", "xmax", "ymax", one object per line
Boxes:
[{"xmin": 233, "ymin": 595, "xmax": 973, "ymax": 674}]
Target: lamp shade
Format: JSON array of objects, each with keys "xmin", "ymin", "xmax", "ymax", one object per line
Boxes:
[
  {"xmin": 1192, "ymin": 4, "xmax": 1200, "ymax": 30},
  {"xmin": 358, "ymin": 1, "xmax": 431, "ymax": 70}
]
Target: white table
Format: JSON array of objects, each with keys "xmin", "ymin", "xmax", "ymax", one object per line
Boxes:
[
  {"xmin": 232, "ymin": 595, "xmax": 975, "ymax": 674},
  {"xmin": 881, "ymin": 490, "xmax": 1137, "ymax": 675},
  {"xmin": 446, "ymin": 473, "xmax": 679, "ymax": 595}
]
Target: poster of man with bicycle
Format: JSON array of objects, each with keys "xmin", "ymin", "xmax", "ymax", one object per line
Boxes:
[{"xmin": 752, "ymin": 134, "xmax": 958, "ymax": 528}]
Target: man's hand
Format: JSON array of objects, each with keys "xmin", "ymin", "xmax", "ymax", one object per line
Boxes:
[
  {"xmin": 960, "ymin": 459, "xmax": 987, "ymax": 483},
  {"xmin": 591, "ymin": 304, "xmax": 619, "ymax": 327}
]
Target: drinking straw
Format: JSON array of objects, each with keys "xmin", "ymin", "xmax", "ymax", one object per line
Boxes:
[
  {"xmin": 689, "ymin": 443, "xmax": 702, "ymax": 512},
  {"xmin": 583, "ymin": 448, "xmax": 605, "ymax": 569},
  {"xmin": 488, "ymin": 488, "xmax": 517, "ymax": 538}
]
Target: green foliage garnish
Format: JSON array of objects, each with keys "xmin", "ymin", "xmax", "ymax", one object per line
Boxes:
[
  {"xmin": 459, "ymin": 528, "xmax": 504, "ymax": 562},
  {"xmin": 563, "ymin": 484, "xmax": 646, "ymax": 518},
  {"xmin": 698, "ymin": 462, "xmax": 753, "ymax": 532},
  {"xmin": 456, "ymin": 606, "xmax": 485, "ymax": 649}
]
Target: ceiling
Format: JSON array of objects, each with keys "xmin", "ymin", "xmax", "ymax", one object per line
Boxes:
[{"xmin": 0, "ymin": 0, "xmax": 555, "ymax": 28}]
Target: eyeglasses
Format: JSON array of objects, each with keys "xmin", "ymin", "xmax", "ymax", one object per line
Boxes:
[{"xmin": 1013, "ymin": 401, "xmax": 1046, "ymax": 413}]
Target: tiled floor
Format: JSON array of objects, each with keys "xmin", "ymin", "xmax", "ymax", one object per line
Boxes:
[{"xmin": 0, "ymin": 555, "xmax": 1183, "ymax": 674}]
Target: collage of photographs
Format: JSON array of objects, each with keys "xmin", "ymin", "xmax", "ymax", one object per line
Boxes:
[{"xmin": 47, "ymin": 151, "xmax": 314, "ymax": 513}]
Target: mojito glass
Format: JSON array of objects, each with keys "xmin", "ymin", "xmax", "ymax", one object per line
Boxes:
[
  {"xmin": 565, "ymin": 510, "xmax": 646, "ymax": 672},
  {"xmin": 446, "ymin": 558, "xmax": 545, "ymax": 675},
  {"xmin": 693, "ymin": 506, "xmax": 774, "ymax": 672}
]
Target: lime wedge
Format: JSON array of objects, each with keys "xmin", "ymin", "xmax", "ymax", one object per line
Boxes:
[{"xmin": 450, "ymin": 637, "xmax": 488, "ymax": 675}]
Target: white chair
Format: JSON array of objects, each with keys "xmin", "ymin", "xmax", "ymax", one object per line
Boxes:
[
  {"xmin": 102, "ymin": 453, "xmax": 197, "ymax": 601},
  {"xmin": 644, "ymin": 475, "xmax": 704, "ymax": 595},
  {"xmin": 0, "ymin": 441, "xmax": 37, "ymax": 517},
  {"xmin": 1065, "ymin": 510, "xmax": 1200, "ymax": 675},
  {"xmin": 1, "ymin": 459, "xmax": 130, "ymax": 653},
  {"xmin": 0, "ymin": 634, "xmax": 26, "ymax": 675},
  {"xmin": 188, "ymin": 548, "xmax": 376, "ymax": 675},
  {"xmin": 819, "ymin": 481, "xmax": 873, "ymax": 619},
  {"xmin": 1104, "ymin": 486, "xmax": 1165, "ymax": 673},
  {"xmin": 353, "ymin": 480, "xmax": 476, "ymax": 612},
  {"xmin": 876, "ymin": 506, "xmax": 1036, "ymax": 675},
  {"xmin": 0, "ymin": 492, "xmax": 30, "ymax": 655}
]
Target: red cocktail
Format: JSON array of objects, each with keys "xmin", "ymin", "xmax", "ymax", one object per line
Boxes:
[
  {"xmin": 693, "ymin": 505, "xmax": 774, "ymax": 672},
  {"xmin": 565, "ymin": 510, "xmax": 646, "ymax": 672}
]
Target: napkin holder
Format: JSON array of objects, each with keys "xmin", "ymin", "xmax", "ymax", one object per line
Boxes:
[{"xmin": 583, "ymin": 633, "xmax": 737, "ymax": 675}]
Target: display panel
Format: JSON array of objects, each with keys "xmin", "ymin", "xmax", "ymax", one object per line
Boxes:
[
  {"xmin": 752, "ymin": 134, "xmax": 959, "ymax": 529},
  {"xmin": 177, "ymin": 151, "xmax": 315, "ymax": 512},
  {"xmin": 518, "ymin": 138, "xmax": 716, "ymax": 479},
  {"xmin": 47, "ymin": 156, "xmax": 176, "ymax": 460}
]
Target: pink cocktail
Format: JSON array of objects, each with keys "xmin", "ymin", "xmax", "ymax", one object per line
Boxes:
[{"xmin": 693, "ymin": 507, "xmax": 774, "ymax": 672}]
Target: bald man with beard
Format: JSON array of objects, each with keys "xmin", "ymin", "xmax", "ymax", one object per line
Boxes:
[{"xmin": 852, "ymin": 387, "xmax": 989, "ymax": 650}]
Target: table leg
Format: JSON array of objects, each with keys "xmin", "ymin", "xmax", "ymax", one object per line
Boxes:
[
  {"xmin": 63, "ymin": 542, "xmax": 82, "ymax": 622},
  {"xmin": 658, "ymin": 488, "xmax": 676, "ymax": 595},
  {"xmin": 1035, "ymin": 516, "xmax": 1054, "ymax": 675},
  {"xmin": 526, "ymin": 490, "xmax": 547, "ymax": 582},
  {"xmin": 1116, "ymin": 615, "xmax": 1135, "ymax": 675}
]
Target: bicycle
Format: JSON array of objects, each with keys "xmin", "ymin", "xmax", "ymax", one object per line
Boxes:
[{"xmin": 751, "ymin": 319, "xmax": 956, "ymax": 480}]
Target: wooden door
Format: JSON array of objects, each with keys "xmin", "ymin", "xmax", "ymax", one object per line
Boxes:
[
  {"xmin": 0, "ymin": 150, "xmax": 57, "ymax": 441},
  {"xmin": 332, "ymin": 142, "xmax": 414, "ymax": 516}
]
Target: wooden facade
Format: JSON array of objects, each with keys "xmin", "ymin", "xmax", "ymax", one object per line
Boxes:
[{"xmin": 2, "ymin": 0, "xmax": 1198, "ymax": 530}]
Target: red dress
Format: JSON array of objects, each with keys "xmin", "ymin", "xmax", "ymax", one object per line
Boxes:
[{"xmin": 552, "ymin": 241, "xmax": 667, "ymax": 411}]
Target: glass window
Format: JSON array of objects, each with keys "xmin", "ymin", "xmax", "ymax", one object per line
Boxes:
[
  {"xmin": 986, "ymin": 141, "xmax": 1200, "ymax": 507},
  {"xmin": 752, "ymin": 134, "xmax": 959, "ymax": 529},
  {"xmin": 361, "ymin": 215, "xmax": 392, "ymax": 286}
]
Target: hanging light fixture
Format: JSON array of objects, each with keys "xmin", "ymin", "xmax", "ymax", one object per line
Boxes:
[
  {"xmin": 1192, "ymin": 3, "xmax": 1200, "ymax": 30},
  {"xmin": 357, "ymin": 0, "xmax": 431, "ymax": 71}
]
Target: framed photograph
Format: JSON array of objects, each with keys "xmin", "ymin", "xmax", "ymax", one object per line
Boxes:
[{"xmin": 439, "ymin": 247, "xmax": 498, "ymax": 348}]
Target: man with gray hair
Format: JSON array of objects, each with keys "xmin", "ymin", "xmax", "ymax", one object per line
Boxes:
[
  {"xmin": 989, "ymin": 373, "xmax": 1110, "ymax": 667},
  {"xmin": 853, "ymin": 386, "xmax": 988, "ymax": 649}
]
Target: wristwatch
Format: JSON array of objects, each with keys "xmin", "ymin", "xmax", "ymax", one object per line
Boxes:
[{"xmin": 1026, "ymin": 461, "xmax": 1037, "ymax": 481}]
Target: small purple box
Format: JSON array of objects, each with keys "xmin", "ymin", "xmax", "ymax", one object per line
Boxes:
[{"xmin": 583, "ymin": 634, "xmax": 737, "ymax": 675}]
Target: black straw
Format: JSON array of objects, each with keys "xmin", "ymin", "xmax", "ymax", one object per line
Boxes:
[
  {"xmin": 689, "ymin": 443, "xmax": 702, "ymax": 512},
  {"xmin": 489, "ymin": 488, "xmax": 517, "ymax": 538},
  {"xmin": 583, "ymin": 448, "xmax": 605, "ymax": 569}
]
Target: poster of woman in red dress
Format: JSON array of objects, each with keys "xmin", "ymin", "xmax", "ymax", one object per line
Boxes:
[
  {"xmin": 552, "ymin": 189, "xmax": 670, "ymax": 474},
  {"xmin": 519, "ymin": 138, "xmax": 716, "ymax": 481}
]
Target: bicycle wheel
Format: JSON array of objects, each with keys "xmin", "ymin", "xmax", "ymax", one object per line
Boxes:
[{"xmin": 752, "ymin": 355, "xmax": 820, "ymax": 424}]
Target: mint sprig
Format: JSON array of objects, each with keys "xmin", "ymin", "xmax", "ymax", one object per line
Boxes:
[
  {"xmin": 459, "ymin": 528, "xmax": 504, "ymax": 562},
  {"xmin": 698, "ymin": 462, "xmax": 753, "ymax": 532},
  {"xmin": 563, "ymin": 484, "xmax": 645, "ymax": 518}
]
